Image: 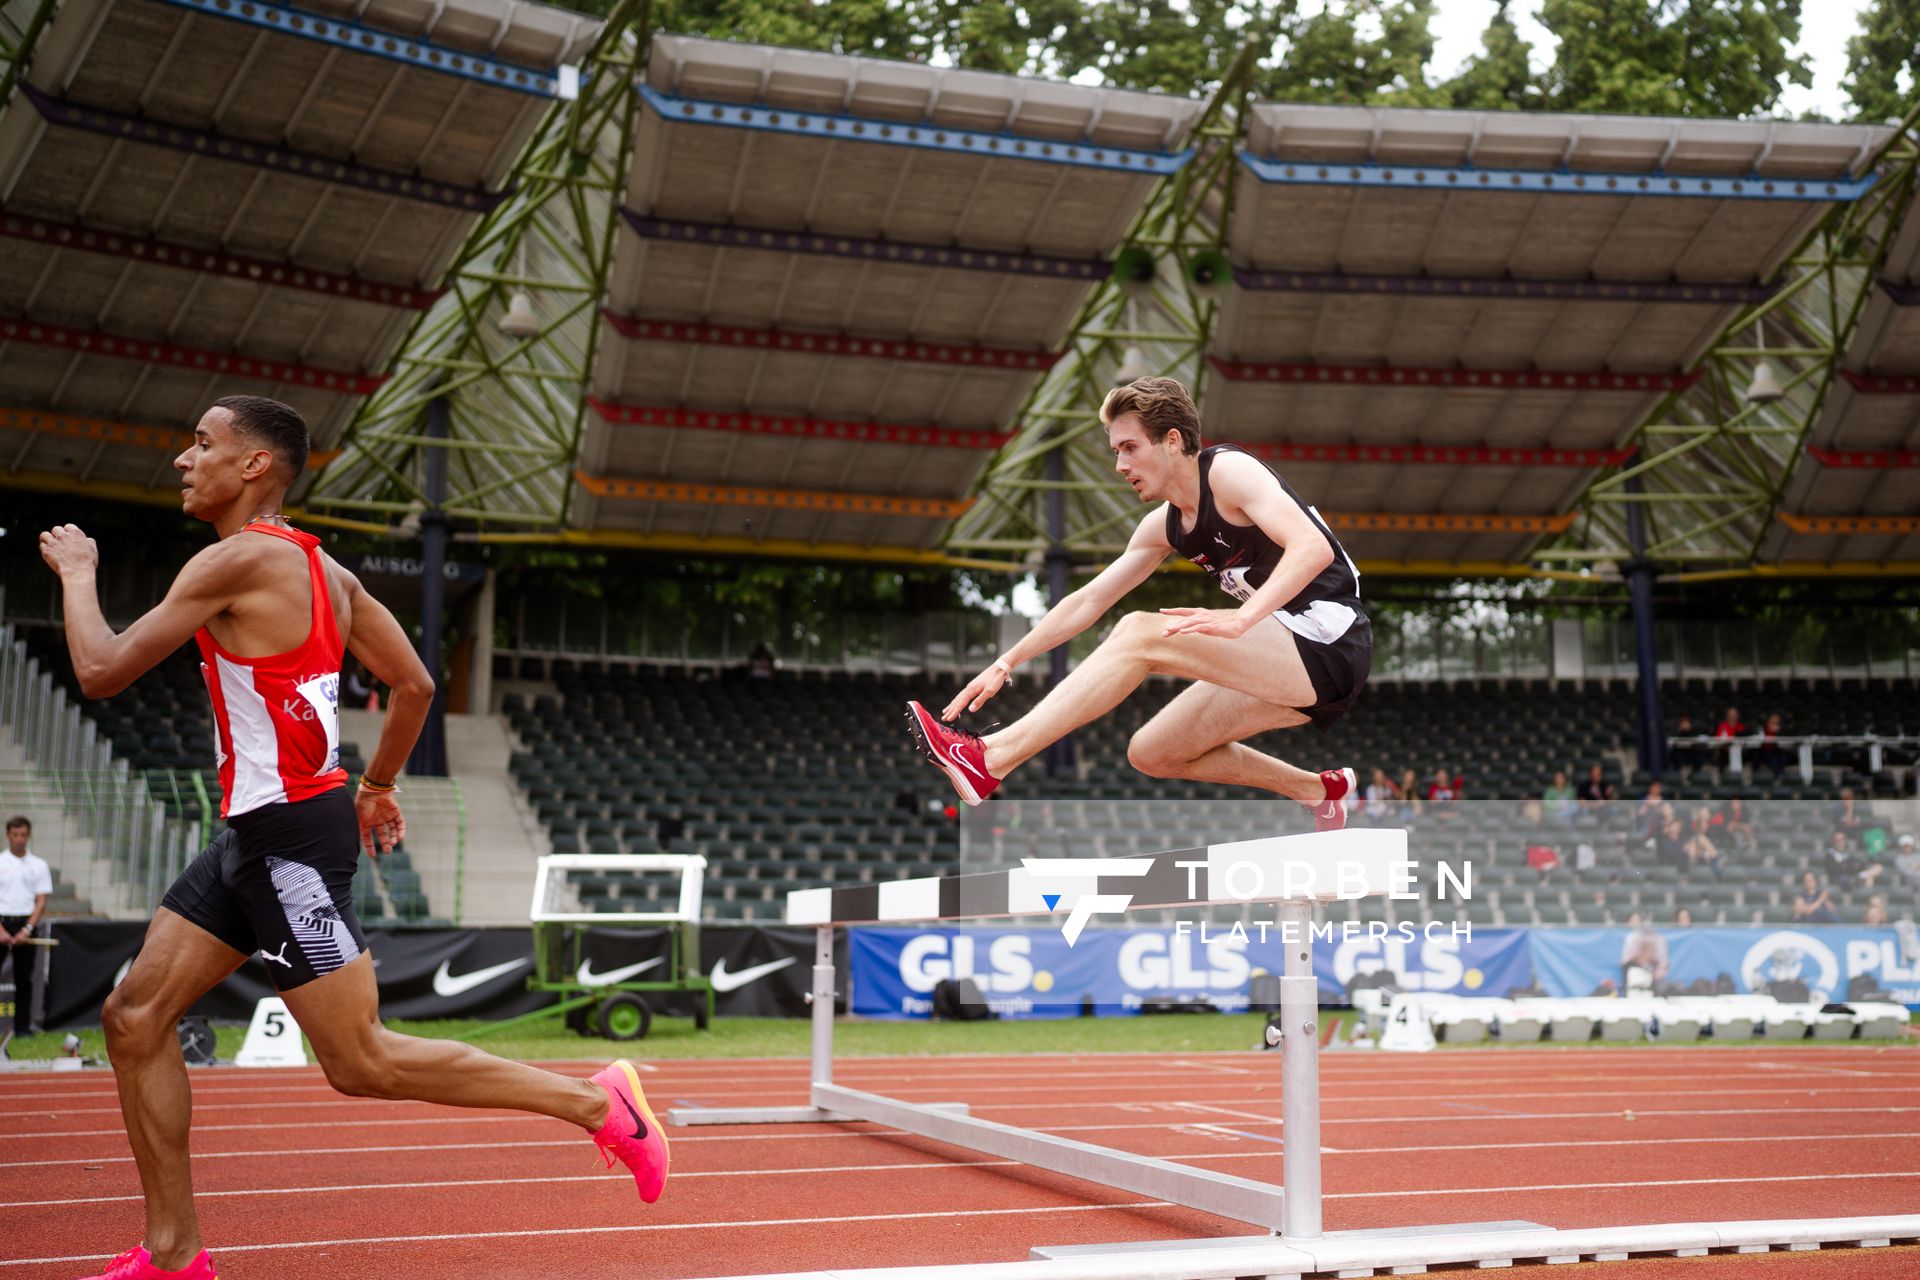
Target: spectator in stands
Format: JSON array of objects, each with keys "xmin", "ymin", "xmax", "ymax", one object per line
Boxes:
[
  {"xmin": 1894, "ymin": 833, "xmax": 1920, "ymax": 882},
  {"xmin": 1519, "ymin": 793, "xmax": 1544, "ymax": 826},
  {"xmin": 1363, "ymin": 768, "xmax": 1399, "ymax": 824},
  {"xmin": 1577, "ymin": 763, "xmax": 1615, "ymax": 817},
  {"xmin": 746, "ymin": 642, "xmax": 778, "ymax": 681},
  {"xmin": 1822, "ymin": 829, "xmax": 1882, "ymax": 889},
  {"xmin": 1671, "ymin": 712, "xmax": 1704, "ymax": 778},
  {"xmin": 893, "ymin": 786, "xmax": 920, "ymax": 818},
  {"xmin": 1674, "ymin": 906, "xmax": 1695, "ymax": 928},
  {"xmin": 1620, "ymin": 912, "xmax": 1669, "ymax": 990},
  {"xmin": 1830, "ymin": 787, "xmax": 1867, "ymax": 839},
  {"xmin": 1544, "ymin": 770, "xmax": 1578, "ymax": 827},
  {"xmin": 1425, "ymin": 768, "xmax": 1459, "ymax": 822},
  {"xmin": 656, "ymin": 812, "xmax": 686, "ymax": 847},
  {"xmin": 1865, "ymin": 896, "xmax": 1890, "ymax": 927},
  {"xmin": 1396, "ymin": 768, "xmax": 1424, "ymax": 822},
  {"xmin": 1714, "ymin": 796, "xmax": 1757, "ymax": 853},
  {"xmin": 1756, "ymin": 713, "xmax": 1786, "ymax": 781},
  {"xmin": 1654, "ymin": 812, "xmax": 1690, "ymax": 870},
  {"xmin": 1636, "ymin": 781, "xmax": 1667, "ymax": 837},
  {"xmin": 1793, "ymin": 871, "xmax": 1840, "ymax": 924},
  {"xmin": 0, "ymin": 816, "xmax": 50, "ymax": 1036},
  {"xmin": 1714, "ymin": 705, "xmax": 1747, "ymax": 771},
  {"xmin": 1684, "ymin": 806, "xmax": 1724, "ymax": 878}
]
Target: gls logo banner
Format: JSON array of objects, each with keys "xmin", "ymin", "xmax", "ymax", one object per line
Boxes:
[{"xmin": 1019, "ymin": 857, "xmax": 1154, "ymax": 946}]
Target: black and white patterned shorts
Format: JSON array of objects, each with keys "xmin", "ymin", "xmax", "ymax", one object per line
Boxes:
[{"xmin": 161, "ymin": 787, "xmax": 367, "ymax": 991}]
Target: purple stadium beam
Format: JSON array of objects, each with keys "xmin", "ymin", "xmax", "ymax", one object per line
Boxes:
[
  {"xmin": 19, "ymin": 85, "xmax": 509, "ymax": 213},
  {"xmin": 623, "ymin": 212, "xmax": 1109, "ymax": 282},
  {"xmin": 1233, "ymin": 267, "xmax": 1774, "ymax": 306},
  {"xmin": 0, "ymin": 210, "xmax": 444, "ymax": 310}
]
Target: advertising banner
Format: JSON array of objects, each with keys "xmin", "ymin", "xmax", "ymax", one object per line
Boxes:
[{"xmin": 1530, "ymin": 925, "xmax": 1920, "ymax": 1005}]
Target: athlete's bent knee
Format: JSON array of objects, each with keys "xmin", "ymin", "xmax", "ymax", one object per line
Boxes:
[
  {"xmin": 1127, "ymin": 733, "xmax": 1182, "ymax": 778},
  {"xmin": 100, "ymin": 988, "xmax": 170, "ymax": 1051},
  {"xmin": 317, "ymin": 1034, "xmax": 393, "ymax": 1099},
  {"xmin": 1111, "ymin": 611, "xmax": 1161, "ymax": 649}
]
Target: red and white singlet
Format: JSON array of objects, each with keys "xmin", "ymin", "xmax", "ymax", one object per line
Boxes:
[{"xmin": 196, "ymin": 523, "xmax": 347, "ymax": 818}]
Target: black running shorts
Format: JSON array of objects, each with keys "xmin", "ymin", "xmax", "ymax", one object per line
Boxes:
[
  {"xmin": 1292, "ymin": 613, "xmax": 1372, "ymax": 732},
  {"xmin": 160, "ymin": 787, "xmax": 367, "ymax": 991}
]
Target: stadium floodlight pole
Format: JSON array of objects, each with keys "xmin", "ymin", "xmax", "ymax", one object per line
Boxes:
[
  {"xmin": 1624, "ymin": 472, "xmax": 1667, "ymax": 778},
  {"xmin": 408, "ymin": 390, "xmax": 452, "ymax": 778}
]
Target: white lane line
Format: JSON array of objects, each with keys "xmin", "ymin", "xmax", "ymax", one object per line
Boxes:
[
  {"xmin": 1321, "ymin": 1170, "xmax": 1920, "ymax": 1200},
  {"xmin": 0, "ymin": 1200, "xmax": 1183, "ymax": 1267},
  {"xmin": 0, "ymin": 1159, "xmax": 1034, "ymax": 1208},
  {"xmin": 13, "ymin": 1103, "xmax": 1920, "ymax": 1143},
  {"xmin": 6, "ymin": 1125, "xmax": 1912, "ymax": 1174},
  {"xmin": 15, "ymin": 1074, "xmax": 1920, "ymax": 1113}
]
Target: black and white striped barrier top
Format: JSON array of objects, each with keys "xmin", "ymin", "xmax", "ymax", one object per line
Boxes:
[{"xmin": 785, "ymin": 828, "xmax": 1409, "ymax": 927}]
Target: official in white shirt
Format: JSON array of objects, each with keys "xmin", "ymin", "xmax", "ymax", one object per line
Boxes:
[{"xmin": 1, "ymin": 816, "xmax": 52, "ymax": 1034}]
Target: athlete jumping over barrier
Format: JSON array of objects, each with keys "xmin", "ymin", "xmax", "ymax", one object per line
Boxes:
[
  {"xmin": 908, "ymin": 376, "xmax": 1370, "ymax": 826},
  {"xmin": 39, "ymin": 397, "xmax": 668, "ymax": 1280}
]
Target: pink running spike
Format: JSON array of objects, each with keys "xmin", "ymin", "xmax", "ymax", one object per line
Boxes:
[
  {"xmin": 76, "ymin": 1247, "xmax": 217, "ymax": 1279},
  {"xmin": 590, "ymin": 1059, "xmax": 670, "ymax": 1204}
]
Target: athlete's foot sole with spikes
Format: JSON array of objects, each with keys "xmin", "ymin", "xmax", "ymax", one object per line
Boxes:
[{"xmin": 905, "ymin": 700, "xmax": 999, "ymax": 806}]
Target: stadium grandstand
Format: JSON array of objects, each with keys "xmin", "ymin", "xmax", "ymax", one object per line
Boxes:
[{"xmin": 1, "ymin": 1, "xmax": 1919, "ymax": 1276}]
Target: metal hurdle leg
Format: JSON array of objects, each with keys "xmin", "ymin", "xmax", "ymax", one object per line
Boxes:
[
  {"xmin": 671, "ymin": 927, "xmax": 972, "ymax": 1127},
  {"xmin": 1279, "ymin": 897, "xmax": 1321, "ymax": 1240}
]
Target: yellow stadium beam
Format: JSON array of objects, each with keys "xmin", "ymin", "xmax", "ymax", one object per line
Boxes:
[{"xmin": 0, "ymin": 407, "xmax": 339, "ymax": 466}]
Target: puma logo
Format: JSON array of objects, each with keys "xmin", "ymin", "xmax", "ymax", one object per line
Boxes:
[
  {"xmin": 259, "ymin": 942, "xmax": 292, "ymax": 968},
  {"xmin": 1213, "ymin": 532, "xmax": 1230, "ymax": 548}
]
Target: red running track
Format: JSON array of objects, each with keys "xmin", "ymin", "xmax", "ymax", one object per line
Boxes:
[{"xmin": 3, "ymin": 1045, "xmax": 1918, "ymax": 1279}]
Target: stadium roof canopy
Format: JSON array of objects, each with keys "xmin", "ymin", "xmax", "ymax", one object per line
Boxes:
[
  {"xmin": 0, "ymin": 0, "xmax": 597, "ymax": 499},
  {"xmin": 2, "ymin": 14, "xmax": 1916, "ymax": 578},
  {"xmin": 575, "ymin": 34, "xmax": 1202, "ymax": 552}
]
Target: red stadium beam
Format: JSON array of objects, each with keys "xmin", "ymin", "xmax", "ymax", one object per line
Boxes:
[
  {"xmin": 574, "ymin": 471, "xmax": 973, "ymax": 518},
  {"xmin": 1322, "ymin": 511, "xmax": 1575, "ymax": 534},
  {"xmin": 1235, "ymin": 440, "xmax": 1635, "ymax": 468},
  {"xmin": 0, "ymin": 319, "xmax": 387, "ymax": 395},
  {"xmin": 586, "ymin": 398, "xmax": 1010, "ymax": 450},
  {"xmin": 0, "ymin": 407, "xmax": 339, "ymax": 466},
  {"xmin": 1806, "ymin": 444, "xmax": 1920, "ymax": 468},
  {"xmin": 602, "ymin": 312, "xmax": 1061, "ymax": 372},
  {"xmin": 0, "ymin": 210, "xmax": 443, "ymax": 310},
  {"xmin": 1208, "ymin": 355, "xmax": 1698, "ymax": 393},
  {"xmin": 1776, "ymin": 512, "xmax": 1920, "ymax": 535},
  {"xmin": 1837, "ymin": 370, "xmax": 1920, "ymax": 394}
]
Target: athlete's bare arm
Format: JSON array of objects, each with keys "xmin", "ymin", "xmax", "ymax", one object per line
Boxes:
[
  {"xmin": 335, "ymin": 564, "xmax": 436, "ymax": 856},
  {"xmin": 39, "ymin": 527, "xmax": 249, "ymax": 698},
  {"xmin": 1159, "ymin": 451, "xmax": 1335, "ymax": 640},
  {"xmin": 943, "ymin": 508, "xmax": 1171, "ymax": 719}
]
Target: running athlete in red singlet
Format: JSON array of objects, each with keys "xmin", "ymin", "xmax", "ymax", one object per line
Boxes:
[{"xmin": 40, "ymin": 397, "xmax": 666, "ymax": 1280}]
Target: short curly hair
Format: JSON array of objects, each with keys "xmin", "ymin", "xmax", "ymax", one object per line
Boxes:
[{"xmin": 1100, "ymin": 376, "xmax": 1201, "ymax": 455}]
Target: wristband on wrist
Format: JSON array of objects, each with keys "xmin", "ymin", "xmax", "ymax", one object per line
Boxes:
[
  {"xmin": 991, "ymin": 658, "xmax": 1014, "ymax": 678},
  {"xmin": 359, "ymin": 774, "xmax": 399, "ymax": 793}
]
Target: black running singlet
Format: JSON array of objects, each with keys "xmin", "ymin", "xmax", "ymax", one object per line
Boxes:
[{"xmin": 1164, "ymin": 444, "xmax": 1364, "ymax": 644}]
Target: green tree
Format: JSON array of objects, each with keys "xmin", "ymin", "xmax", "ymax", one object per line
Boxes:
[
  {"xmin": 1844, "ymin": 0, "xmax": 1920, "ymax": 122},
  {"xmin": 1442, "ymin": 1, "xmax": 1538, "ymax": 110},
  {"xmin": 1262, "ymin": 0, "xmax": 1445, "ymax": 106},
  {"xmin": 1537, "ymin": 0, "xmax": 1809, "ymax": 118}
]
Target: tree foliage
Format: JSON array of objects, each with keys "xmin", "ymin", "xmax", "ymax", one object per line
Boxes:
[{"xmin": 1845, "ymin": 0, "xmax": 1920, "ymax": 122}]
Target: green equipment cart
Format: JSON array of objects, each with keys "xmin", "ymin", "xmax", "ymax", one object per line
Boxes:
[{"xmin": 461, "ymin": 853, "xmax": 714, "ymax": 1042}]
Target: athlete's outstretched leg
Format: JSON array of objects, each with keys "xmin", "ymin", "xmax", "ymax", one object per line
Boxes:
[
  {"xmin": 284, "ymin": 954, "xmax": 669, "ymax": 1203},
  {"xmin": 981, "ymin": 612, "xmax": 1317, "ymax": 779},
  {"xmin": 1126, "ymin": 681, "xmax": 1321, "ymax": 801},
  {"xmin": 101, "ymin": 909, "xmax": 249, "ymax": 1271}
]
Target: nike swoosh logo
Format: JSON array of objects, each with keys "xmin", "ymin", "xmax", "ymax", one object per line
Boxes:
[
  {"xmin": 947, "ymin": 742, "xmax": 988, "ymax": 781},
  {"xmin": 431, "ymin": 958, "xmax": 530, "ymax": 998},
  {"xmin": 620, "ymin": 1088, "xmax": 647, "ymax": 1139},
  {"xmin": 709, "ymin": 955, "xmax": 798, "ymax": 993},
  {"xmin": 577, "ymin": 957, "xmax": 664, "ymax": 987}
]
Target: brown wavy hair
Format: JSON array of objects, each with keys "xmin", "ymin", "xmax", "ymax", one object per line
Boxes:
[{"xmin": 1100, "ymin": 376, "xmax": 1202, "ymax": 455}]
